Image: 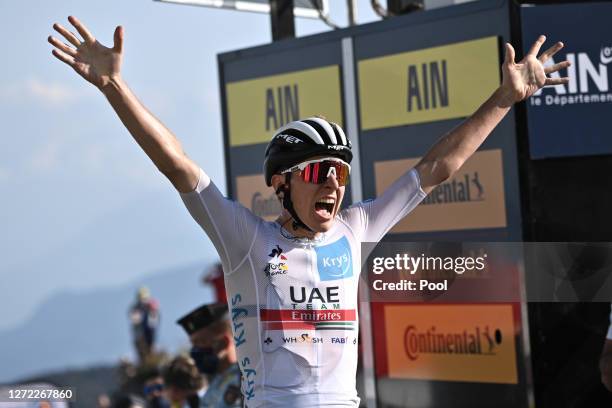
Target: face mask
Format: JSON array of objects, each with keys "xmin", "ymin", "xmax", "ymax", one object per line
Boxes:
[
  {"xmin": 148, "ymin": 396, "xmax": 171, "ymax": 408},
  {"xmin": 190, "ymin": 347, "xmax": 219, "ymax": 375}
]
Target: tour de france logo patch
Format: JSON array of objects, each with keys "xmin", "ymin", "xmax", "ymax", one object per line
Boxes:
[
  {"xmin": 314, "ymin": 236, "xmax": 353, "ymax": 281},
  {"xmin": 264, "ymin": 245, "xmax": 288, "ymax": 277}
]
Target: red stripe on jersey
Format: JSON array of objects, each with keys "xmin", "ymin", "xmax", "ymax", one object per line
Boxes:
[
  {"xmin": 260, "ymin": 309, "xmax": 356, "ymax": 322},
  {"xmin": 264, "ymin": 322, "xmax": 317, "ymax": 330}
]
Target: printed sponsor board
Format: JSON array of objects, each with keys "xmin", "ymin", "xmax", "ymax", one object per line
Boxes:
[
  {"xmin": 358, "ymin": 36, "xmax": 500, "ymax": 130},
  {"xmin": 235, "ymin": 173, "xmax": 281, "ymax": 221},
  {"xmin": 384, "ymin": 304, "xmax": 518, "ymax": 384},
  {"xmin": 522, "ymin": 3, "xmax": 612, "ymax": 158},
  {"xmin": 226, "ymin": 65, "xmax": 343, "ymax": 146},
  {"xmin": 374, "ymin": 149, "xmax": 507, "ymax": 233}
]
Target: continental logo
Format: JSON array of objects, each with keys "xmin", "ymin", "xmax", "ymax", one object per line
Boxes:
[
  {"xmin": 251, "ymin": 192, "xmax": 281, "ymax": 219},
  {"xmin": 404, "ymin": 324, "xmax": 503, "ymax": 361},
  {"xmin": 358, "ymin": 36, "xmax": 500, "ymax": 130},
  {"xmin": 421, "ymin": 171, "xmax": 484, "ymax": 205},
  {"xmin": 226, "ymin": 65, "xmax": 343, "ymax": 146},
  {"xmin": 384, "ymin": 304, "xmax": 518, "ymax": 384},
  {"xmin": 374, "ymin": 149, "xmax": 507, "ymax": 233},
  {"xmin": 235, "ymin": 173, "xmax": 281, "ymax": 221}
]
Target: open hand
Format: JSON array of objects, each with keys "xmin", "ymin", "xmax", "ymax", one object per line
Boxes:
[
  {"xmin": 502, "ymin": 35, "xmax": 570, "ymax": 103},
  {"xmin": 48, "ymin": 16, "xmax": 123, "ymax": 89}
]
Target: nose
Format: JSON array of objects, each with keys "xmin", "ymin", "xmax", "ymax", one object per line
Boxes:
[{"xmin": 323, "ymin": 172, "xmax": 340, "ymax": 189}]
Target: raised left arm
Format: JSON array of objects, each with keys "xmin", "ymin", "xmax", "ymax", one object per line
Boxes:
[{"xmin": 415, "ymin": 36, "xmax": 570, "ymax": 194}]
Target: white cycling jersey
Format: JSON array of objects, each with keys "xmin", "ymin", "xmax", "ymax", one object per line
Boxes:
[{"xmin": 180, "ymin": 167, "xmax": 426, "ymax": 407}]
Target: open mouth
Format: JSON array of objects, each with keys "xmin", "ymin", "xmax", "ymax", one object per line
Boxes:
[{"xmin": 314, "ymin": 197, "xmax": 335, "ymax": 218}]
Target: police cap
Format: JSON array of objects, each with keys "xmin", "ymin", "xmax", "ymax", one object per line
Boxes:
[{"xmin": 176, "ymin": 302, "xmax": 228, "ymax": 335}]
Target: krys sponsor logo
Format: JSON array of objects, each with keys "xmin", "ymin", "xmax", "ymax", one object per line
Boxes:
[
  {"xmin": 531, "ymin": 46, "xmax": 612, "ymax": 107},
  {"xmin": 421, "ymin": 171, "xmax": 484, "ymax": 205},
  {"xmin": 231, "ymin": 294, "xmax": 256, "ymax": 400},
  {"xmin": 265, "ymin": 245, "xmax": 288, "ymax": 277},
  {"xmin": 404, "ymin": 324, "xmax": 503, "ymax": 361},
  {"xmin": 315, "ymin": 236, "xmax": 353, "ymax": 281}
]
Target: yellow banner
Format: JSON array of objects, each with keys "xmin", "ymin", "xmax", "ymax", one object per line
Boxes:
[
  {"xmin": 226, "ymin": 66, "xmax": 343, "ymax": 146},
  {"xmin": 384, "ymin": 304, "xmax": 518, "ymax": 384},
  {"xmin": 235, "ymin": 173, "xmax": 281, "ymax": 221},
  {"xmin": 374, "ymin": 149, "xmax": 507, "ymax": 233},
  {"xmin": 358, "ymin": 36, "xmax": 500, "ymax": 130}
]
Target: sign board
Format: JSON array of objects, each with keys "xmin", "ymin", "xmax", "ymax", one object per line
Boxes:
[
  {"xmin": 383, "ymin": 304, "xmax": 518, "ymax": 384},
  {"xmin": 522, "ymin": 2, "xmax": 612, "ymax": 159},
  {"xmin": 236, "ymin": 173, "xmax": 281, "ymax": 221},
  {"xmin": 374, "ymin": 149, "xmax": 507, "ymax": 233},
  {"xmin": 358, "ymin": 36, "xmax": 500, "ymax": 130},
  {"xmin": 226, "ymin": 65, "xmax": 343, "ymax": 146}
]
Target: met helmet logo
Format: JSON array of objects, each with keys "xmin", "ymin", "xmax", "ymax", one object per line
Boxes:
[{"xmin": 275, "ymin": 133, "xmax": 303, "ymax": 144}]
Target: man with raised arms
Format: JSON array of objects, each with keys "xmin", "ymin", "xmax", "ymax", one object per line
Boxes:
[{"xmin": 49, "ymin": 16, "xmax": 568, "ymax": 407}]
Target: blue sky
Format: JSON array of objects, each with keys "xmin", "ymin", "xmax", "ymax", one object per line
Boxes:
[{"xmin": 0, "ymin": 1, "xmax": 378, "ymax": 330}]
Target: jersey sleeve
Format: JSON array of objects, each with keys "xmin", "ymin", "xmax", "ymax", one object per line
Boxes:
[
  {"xmin": 179, "ymin": 168, "xmax": 260, "ymax": 271},
  {"xmin": 339, "ymin": 168, "xmax": 427, "ymax": 242}
]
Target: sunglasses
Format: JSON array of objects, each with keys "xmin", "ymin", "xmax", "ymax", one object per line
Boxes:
[
  {"xmin": 144, "ymin": 383, "xmax": 163, "ymax": 396},
  {"xmin": 281, "ymin": 158, "xmax": 351, "ymax": 186}
]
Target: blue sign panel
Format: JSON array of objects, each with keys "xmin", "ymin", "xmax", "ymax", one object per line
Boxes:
[{"xmin": 522, "ymin": 3, "xmax": 612, "ymax": 159}]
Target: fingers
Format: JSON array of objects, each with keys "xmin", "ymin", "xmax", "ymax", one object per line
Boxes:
[
  {"xmin": 48, "ymin": 35, "xmax": 77, "ymax": 57},
  {"xmin": 68, "ymin": 16, "xmax": 95, "ymax": 43},
  {"xmin": 527, "ymin": 35, "xmax": 546, "ymax": 57},
  {"xmin": 545, "ymin": 77, "xmax": 569, "ymax": 86},
  {"xmin": 504, "ymin": 42, "xmax": 516, "ymax": 65},
  {"xmin": 545, "ymin": 60, "xmax": 571, "ymax": 75},
  {"xmin": 53, "ymin": 23, "xmax": 81, "ymax": 47},
  {"xmin": 51, "ymin": 48, "xmax": 76, "ymax": 67},
  {"xmin": 539, "ymin": 41, "xmax": 564, "ymax": 63},
  {"xmin": 113, "ymin": 26, "xmax": 124, "ymax": 53}
]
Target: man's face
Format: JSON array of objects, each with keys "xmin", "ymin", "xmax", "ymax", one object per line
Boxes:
[
  {"xmin": 273, "ymin": 157, "xmax": 346, "ymax": 232},
  {"xmin": 190, "ymin": 326, "xmax": 228, "ymax": 355},
  {"xmin": 164, "ymin": 385, "xmax": 187, "ymax": 404}
]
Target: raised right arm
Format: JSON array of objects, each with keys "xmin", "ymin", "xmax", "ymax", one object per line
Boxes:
[
  {"xmin": 48, "ymin": 16, "xmax": 199, "ymax": 193},
  {"xmin": 100, "ymin": 75, "xmax": 200, "ymax": 193}
]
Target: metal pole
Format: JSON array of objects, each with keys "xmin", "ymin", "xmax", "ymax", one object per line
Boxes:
[
  {"xmin": 347, "ymin": 0, "xmax": 357, "ymax": 26},
  {"xmin": 270, "ymin": 0, "xmax": 296, "ymax": 42},
  {"xmin": 342, "ymin": 36, "xmax": 377, "ymax": 408}
]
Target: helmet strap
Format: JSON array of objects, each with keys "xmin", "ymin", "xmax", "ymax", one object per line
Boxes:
[{"xmin": 276, "ymin": 173, "xmax": 313, "ymax": 233}]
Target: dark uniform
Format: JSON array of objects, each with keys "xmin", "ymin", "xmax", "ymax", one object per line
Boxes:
[{"xmin": 177, "ymin": 303, "xmax": 242, "ymax": 408}]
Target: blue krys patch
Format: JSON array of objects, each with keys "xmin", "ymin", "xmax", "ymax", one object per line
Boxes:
[{"xmin": 315, "ymin": 236, "xmax": 353, "ymax": 281}]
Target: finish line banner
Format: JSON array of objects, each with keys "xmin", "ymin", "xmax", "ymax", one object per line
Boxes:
[
  {"xmin": 361, "ymin": 242, "xmax": 612, "ymax": 302},
  {"xmin": 522, "ymin": 2, "xmax": 612, "ymax": 158}
]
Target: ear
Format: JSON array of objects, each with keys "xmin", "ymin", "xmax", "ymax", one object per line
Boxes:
[
  {"xmin": 219, "ymin": 334, "xmax": 232, "ymax": 351},
  {"xmin": 271, "ymin": 174, "xmax": 287, "ymax": 197}
]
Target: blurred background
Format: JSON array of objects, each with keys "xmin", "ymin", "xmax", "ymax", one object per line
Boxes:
[
  {"xmin": 1, "ymin": 0, "xmax": 612, "ymax": 407},
  {"xmin": 0, "ymin": 0, "xmax": 377, "ymax": 394}
]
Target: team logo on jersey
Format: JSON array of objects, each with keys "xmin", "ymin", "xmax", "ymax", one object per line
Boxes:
[
  {"xmin": 265, "ymin": 245, "xmax": 288, "ymax": 277},
  {"xmin": 315, "ymin": 237, "xmax": 353, "ymax": 281}
]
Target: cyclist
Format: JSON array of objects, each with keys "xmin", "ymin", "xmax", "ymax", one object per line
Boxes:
[{"xmin": 49, "ymin": 16, "xmax": 569, "ymax": 407}]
